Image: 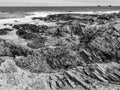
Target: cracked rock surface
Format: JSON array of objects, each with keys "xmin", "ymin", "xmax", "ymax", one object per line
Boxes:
[{"xmin": 0, "ymin": 12, "xmax": 120, "ymax": 90}]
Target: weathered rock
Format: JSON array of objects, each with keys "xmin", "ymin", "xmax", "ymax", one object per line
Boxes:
[
  {"xmin": 1, "ymin": 12, "xmax": 120, "ymax": 90},
  {"xmin": 16, "ymin": 30, "xmax": 36, "ymax": 40},
  {"xmin": 1, "ymin": 59, "xmax": 120, "ymax": 90},
  {"xmin": 0, "ymin": 38, "xmax": 33, "ymax": 57},
  {"xmin": 13, "ymin": 24, "xmax": 48, "ymax": 33},
  {"xmin": 0, "ymin": 28, "xmax": 13, "ymax": 35}
]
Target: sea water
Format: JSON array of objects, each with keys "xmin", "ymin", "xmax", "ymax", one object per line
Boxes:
[{"xmin": 0, "ymin": 6, "xmax": 120, "ymax": 19}]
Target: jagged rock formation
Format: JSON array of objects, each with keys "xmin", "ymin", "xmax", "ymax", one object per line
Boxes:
[
  {"xmin": 1, "ymin": 12, "xmax": 120, "ymax": 90},
  {"xmin": 0, "ymin": 38, "xmax": 33, "ymax": 57},
  {"xmin": 0, "ymin": 28, "xmax": 13, "ymax": 35},
  {"xmin": 0, "ymin": 58, "xmax": 120, "ymax": 90}
]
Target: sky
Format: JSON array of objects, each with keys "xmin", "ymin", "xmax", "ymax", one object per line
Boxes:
[{"xmin": 0, "ymin": 0, "xmax": 119, "ymax": 6}]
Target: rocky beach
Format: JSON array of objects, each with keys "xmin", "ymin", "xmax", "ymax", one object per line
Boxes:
[{"xmin": 0, "ymin": 11, "xmax": 120, "ymax": 90}]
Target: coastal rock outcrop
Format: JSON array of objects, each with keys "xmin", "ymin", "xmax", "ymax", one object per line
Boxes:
[
  {"xmin": 0, "ymin": 38, "xmax": 33, "ymax": 57},
  {"xmin": 0, "ymin": 58, "xmax": 120, "ymax": 90},
  {"xmin": 0, "ymin": 12, "xmax": 120, "ymax": 90}
]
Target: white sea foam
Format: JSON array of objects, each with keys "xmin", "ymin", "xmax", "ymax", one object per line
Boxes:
[
  {"xmin": 25, "ymin": 10, "xmax": 120, "ymax": 18},
  {"xmin": 0, "ymin": 10, "xmax": 119, "ymax": 28}
]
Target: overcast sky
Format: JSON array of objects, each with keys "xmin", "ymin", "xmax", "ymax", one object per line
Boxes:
[{"xmin": 0, "ymin": 0, "xmax": 119, "ymax": 6}]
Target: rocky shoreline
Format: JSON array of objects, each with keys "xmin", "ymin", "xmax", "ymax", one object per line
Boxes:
[{"xmin": 0, "ymin": 12, "xmax": 120, "ymax": 90}]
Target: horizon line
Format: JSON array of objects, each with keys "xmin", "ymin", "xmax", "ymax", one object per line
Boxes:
[{"xmin": 0, "ymin": 5, "xmax": 119, "ymax": 7}]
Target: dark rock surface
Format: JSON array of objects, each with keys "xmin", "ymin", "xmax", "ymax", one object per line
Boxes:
[
  {"xmin": 0, "ymin": 38, "xmax": 33, "ymax": 57},
  {"xmin": 13, "ymin": 24, "xmax": 48, "ymax": 33},
  {"xmin": 12, "ymin": 13, "xmax": 120, "ymax": 71},
  {"xmin": 0, "ymin": 28, "xmax": 13, "ymax": 35}
]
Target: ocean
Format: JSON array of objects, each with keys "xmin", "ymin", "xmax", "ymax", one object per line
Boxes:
[
  {"xmin": 0, "ymin": 6, "xmax": 120, "ymax": 19},
  {"xmin": 1, "ymin": 6, "xmax": 120, "ymax": 12}
]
